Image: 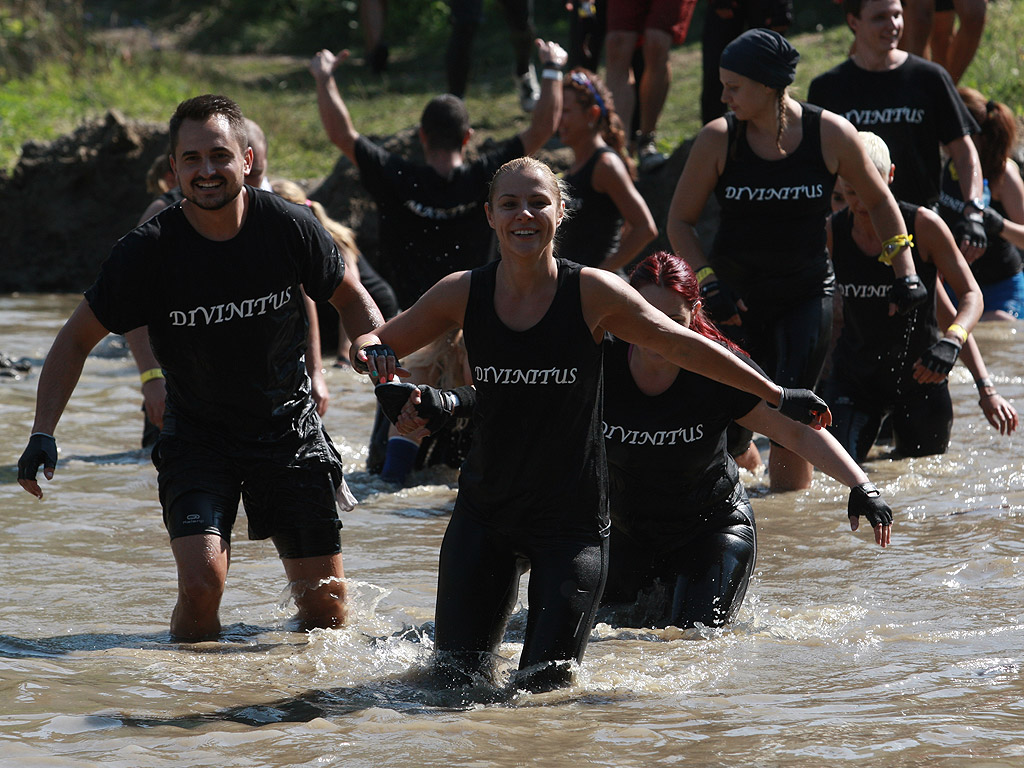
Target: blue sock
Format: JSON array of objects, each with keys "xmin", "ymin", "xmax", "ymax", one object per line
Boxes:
[{"xmin": 380, "ymin": 436, "xmax": 420, "ymax": 485}]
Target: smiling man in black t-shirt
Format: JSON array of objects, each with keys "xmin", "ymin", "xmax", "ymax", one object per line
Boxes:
[{"xmin": 18, "ymin": 94, "xmax": 391, "ymax": 642}]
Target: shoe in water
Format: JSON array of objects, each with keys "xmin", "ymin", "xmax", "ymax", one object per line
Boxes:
[{"xmin": 518, "ymin": 65, "xmax": 540, "ymax": 112}]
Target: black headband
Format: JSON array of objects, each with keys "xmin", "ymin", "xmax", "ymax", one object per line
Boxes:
[{"xmin": 720, "ymin": 28, "xmax": 800, "ymax": 90}]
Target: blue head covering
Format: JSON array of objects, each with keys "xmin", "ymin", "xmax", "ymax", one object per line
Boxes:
[{"xmin": 720, "ymin": 28, "xmax": 800, "ymax": 90}]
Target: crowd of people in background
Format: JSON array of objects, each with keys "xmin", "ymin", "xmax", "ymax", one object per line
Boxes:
[{"xmin": 16, "ymin": 0, "xmax": 1020, "ymax": 697}]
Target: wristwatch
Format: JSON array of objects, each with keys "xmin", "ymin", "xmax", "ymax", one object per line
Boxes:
[{"xmin": 965, "ymin": 197, "xmax": 986, "ymax": 216}]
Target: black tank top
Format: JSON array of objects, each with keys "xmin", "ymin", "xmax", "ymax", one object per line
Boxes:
[
  {"xmin": 938, "ymin": 159, "xmax": 1023, "ymax": 285},
  {"xmin": 712, "ymin": 104, "xmax": 836, "ymax": 306},
  {"xmin": 830, "ymin": 202, "xmax": 940, "ymax": 397},
  {"xmin": 557, "ymin": 147, "xmax": 622, "ymax": 267},
  {"xmin": 457, "ymin": 258, "xmax": 608, "ymax": 541}
]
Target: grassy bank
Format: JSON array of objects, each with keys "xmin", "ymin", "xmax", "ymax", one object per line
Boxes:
[{"xmin": 2, "ymin": 1, "xmax": 1022, "ymax": 184}]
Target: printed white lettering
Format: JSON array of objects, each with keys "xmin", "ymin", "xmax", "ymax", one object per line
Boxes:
[{"xmin": 168, "ymin": 288, "xmax": 294, "ymax": 328}]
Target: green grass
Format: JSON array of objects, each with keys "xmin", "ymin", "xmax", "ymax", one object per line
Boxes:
[{"xmin": 2, "ymin": 0, "xmax": 1023, "ymax": 182}]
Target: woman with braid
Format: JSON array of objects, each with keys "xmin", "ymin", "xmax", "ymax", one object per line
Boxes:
[
  {"xmin": 556, "ymin": 67, "xmax": 657, "ymax": 273},
  {"xmin": 666, "ymin": 27, "xmax": 925, "ymax": 491}
]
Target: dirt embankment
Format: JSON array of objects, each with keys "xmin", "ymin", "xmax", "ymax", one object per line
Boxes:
[{"xmin": 0, "ymin": 110, "xmax": 694, "ymax": 294}]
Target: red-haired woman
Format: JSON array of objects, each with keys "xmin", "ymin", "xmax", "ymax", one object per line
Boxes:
[
  {"xmin": 556, "ymin": 67, "xmax": 656, "ymax": 272},
  {"xmin": 599, "ymin": 251, "xmax": 894, "ymax": 629},
  {"xmin": 937, "ymin": 88, "xmax": 1024, "ymax": 321}
]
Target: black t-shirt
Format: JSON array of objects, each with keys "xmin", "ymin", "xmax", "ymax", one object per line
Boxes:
[
  {"xmin": 85, "ymin": 186, "xmax": 346, "ymax": 444},
  {"xmin": 354, "ymin": 135, "xmax": 526, "ymax": 309},
  {"xmin": 557, "ymin": 147, "xmax": 622, "ymax": 267},
  {"xmin": 602, "ymin": 336, "xmax": 761, "ymax": 543},
  {"xmin": 807, "ymin": 55, "xmax": 978, "ymax": 206},
  {"xmin": 711, "ymin": 105, "xmax": 836, "ymax": 308},
  {"xmin": 828, "ymin": 202, "xmax": 940, "ymax": 403},
  {"xmin": 457, "ymin": 259, "xmax": 608, "ymax": 541}
]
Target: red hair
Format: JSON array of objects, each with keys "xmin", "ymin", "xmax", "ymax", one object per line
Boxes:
[{"xmin": 629, "ymin": 252, "xmax": 744, "ymax": 355}]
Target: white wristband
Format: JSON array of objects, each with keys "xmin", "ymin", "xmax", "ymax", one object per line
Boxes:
[{"xmin": 542, "ymin": 68, "xmax": 563, "ymax": 81}]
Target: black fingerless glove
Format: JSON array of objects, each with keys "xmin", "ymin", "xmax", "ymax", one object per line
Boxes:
[
  {"xmin": 374, "ymin": 381, "xmax": 418, "ymax": 425},
  {"xmin": 920, "ymin": 338, "xmax": 961, "ymax": 376},
  {"xmin": 415, "ymin": 384, "xmax": 477, "ymax": 432},
  {"xmin": 890, "ymin": 274, "xmax": 928, "ymax": 315},
  {"xmin": 848, "ymin": 482, "xmax": 893, "ymax": 528},
  {"xmin": 953, "ymin": 212, "xmax": 988, "ymax": 251},
  {"xmin": 982, "ymin": 206, "xmax": 1005, "ymax": 236},
  {"xmin": 699, "ymin": 280, "xmax": 740, "ymax": 323},
  {"xmin": 18, "ymin": 433, "xmax": 58, "ymax": 482},
  {"xmin": 374, "ymin": 382, "xmax": 478, "ymax": 432},
  {"xmin": 767, "ymin": 387, "xmax": 828, "ymax": 425},
  {"xmin": 353, "ymin": 343, "xmax": 398, "ymax": 376}
]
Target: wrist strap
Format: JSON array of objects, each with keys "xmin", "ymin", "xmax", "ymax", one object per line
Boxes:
[
  {"xmin": 541, "ymin": 68, "xmax": 563, "ymax": 81},
  {"xmin": 946, "ymin": 323, "xmax": 969, "ymax": 344},
  {"xmin": 878, "ymin": 233, "xmax": 914, "ymax": 265},
  {"xmin": 140, "ymin": 368, "xmax": 164, "ymax": 384},
  {"xmin": 696, "ymin": 266, "xmax": 716, "ymax": 283}
]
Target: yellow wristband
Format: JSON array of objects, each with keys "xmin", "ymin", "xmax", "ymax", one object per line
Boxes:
[
  {"xmin": 947, "ymin": 323, "xmax": 968, "ymax": 344},
  {"xmin": 696, "ymin": 266, "xmax": 716, "ymax": 283},
  {"xmin": 878, "ymin": 234, "xmax": 914, "ymax": 266},
  {"xmin": 140, "ymin": 368, "xmax": 164, "ymax": 385}
]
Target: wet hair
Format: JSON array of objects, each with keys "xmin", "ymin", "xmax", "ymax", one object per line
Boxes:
[
  {"xmin": 856, "ymin": 131, "xmax": 892, "ymax": 180},
  {"xmin": 272, "ymin": 179, "xmax": 359, "ymax": 274},
  {"xmin": 420, "ymin": 94, "xmax": 471, "ymax": 152},
  {"xmin": 720, "ymin": 28, "xmax": 798, "ymax": 155},
  {"xmin": 487, "ymin": 156, "xmax": 568, "ymax": 209},
  {"xmin": 564, "ymin": 68, "xmax": 637, "ymax": 180},
  {"xmin": 169, "ymin": 94, "xmax": 247, "ymax": 156},
  {"xmin": 628, "ymin": 251, "xmax": 744, "ymax": 355},
  {"xmin": 958, "ymin": 87, "xmax": 1018, "ymax": 183}
]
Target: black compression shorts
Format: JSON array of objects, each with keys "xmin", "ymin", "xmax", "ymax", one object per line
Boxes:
[{"xmin": 153, "ymin": 434, "xmax": 343, "ymax": 559}]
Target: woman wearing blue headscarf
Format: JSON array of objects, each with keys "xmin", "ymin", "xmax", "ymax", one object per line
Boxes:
[{"xmin": 666, "ymin": 28, "xmax": 925, "ymax": 492}]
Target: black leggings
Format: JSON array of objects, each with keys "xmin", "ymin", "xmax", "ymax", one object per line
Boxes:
[
  {"xmin": 825, "ymin": 380, "xmax": 954, "ymax": 463},
  {"xmin": 433, "ymin": 511, "xmax": 607, "ymax": 691},
  {"xmin": 603, "ymin": 488, "xmax": 756, "ymax": 629},
  {"xmin": 446, "ymin": 0, "xmax": 535, "ymax": 96}
]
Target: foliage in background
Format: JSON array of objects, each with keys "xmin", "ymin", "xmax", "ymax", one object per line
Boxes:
[
  {"xmin": 0, "ymin": 0, "xmax": 85, "ymax": 80},
  {"xmin": 1, "ymin": 0, "xmax": 1022, "ymax": 181}
]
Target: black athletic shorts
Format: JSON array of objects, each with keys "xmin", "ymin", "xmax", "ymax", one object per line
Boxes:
[{"xmin": 153, "ymin": 433, "xmax": 343, "ymax": 559}]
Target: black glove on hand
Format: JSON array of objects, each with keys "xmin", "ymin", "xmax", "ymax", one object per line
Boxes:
[
  {"xmin": 920, "ymin": 338, "xmax": 961, "ymax": 376},
  {"xmin": 953, "ymin": 212, "xmax": 988, "ymax": 251},
  {"xmin": 848, "ymin": 482, "xmax": 893, "ymax": 528},
  {"xmin": 890, "ymin": 274, "xmax": 928, "ymax": 315},
  {"xmin": 411, "ymin": 385, "xmax": 462, "ymax": 433},
  {"xmin": 374, "ymin": 382, "xmax": 418, "ymax": 425},
  {"xmin": 353, "ymin": 343, "xmax": 398, "ymax": 376},
  {"xmin": 699, "ymin": 280, "xmax": 740, "ymax": 323},
  {"xmin": 769, "ymin": 387, "xmax": 828, "ymax": 425},
  {"xmin": 982, "ymin": 206, "xmax": 1005, "ymax": 236},
  {"xmin": 18, "ymin": 433, "xmax": 58, "ymax": 483}
]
